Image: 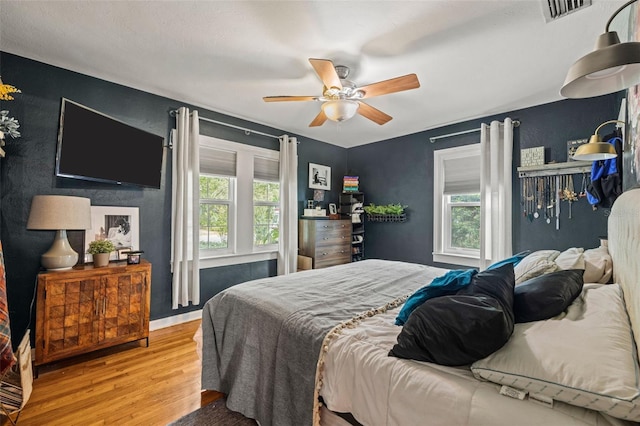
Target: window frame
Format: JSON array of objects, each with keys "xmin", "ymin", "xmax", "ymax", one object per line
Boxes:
[
  {"xmin": 198, "ymin": 135, "xmax": 280, "ymax": 268},
  {"xmin": 199, "ymin": 174, "xmax": 235, "ymax": 255},
  {"xmin": 443, "ymin": 195, "xmax": 481, "ymax": 257},
  {"xmin": 253, "ymin": 179, "xmax": 280, "ymax": 250},
  {"xmin": 433, "ymin": 144, "xmax": 481, "ymax": 268}
]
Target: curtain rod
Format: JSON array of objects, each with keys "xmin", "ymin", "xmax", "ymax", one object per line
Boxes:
[
  {"xmin": 169, "ymin": 109, "xmax": 280, "ymax": 140},
  {"xmin": 429, "ymin": 120, "xmax": 520, "ymax": 143}
]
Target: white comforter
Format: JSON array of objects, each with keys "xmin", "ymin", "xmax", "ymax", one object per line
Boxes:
[{"xmin": 320, "ymin": 307, "xmax": 634, "ymax": 426}]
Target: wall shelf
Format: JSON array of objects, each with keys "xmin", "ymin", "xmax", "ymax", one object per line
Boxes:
[
  {"xmin": 517, "ymin": 161, "xmax": 592, "ymax": 178},
  {"xmin": 366, "ymin": 213, "xmax": 407, "ymax": 223}
]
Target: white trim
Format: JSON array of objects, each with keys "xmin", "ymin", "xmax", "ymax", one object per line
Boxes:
[
  {"xmin": 198, "ymin": 135, "xmax": 280, "ymax": 265},
  {"xmin": 433, "ymin": 252, "xmax": 480, "ymax": 268},
  {"xmin": 433, "ymin": 144, "xmax": 481, "ymax": 266},
  {"xmin": 200, "ymin": 250, "xmax": 278, "ymax": 268},
  {"xmin": 200, "ymin": 135, "xmax": 279, "ymax": 159},
  {"xmin": 150, "ymin": 309, "xmax": 202, "ymax": 331}
]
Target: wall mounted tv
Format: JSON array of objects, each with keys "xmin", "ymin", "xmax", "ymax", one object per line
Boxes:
[{"xmin": 56, "ymin": 98, "xmax": 165, "ymax": 189}]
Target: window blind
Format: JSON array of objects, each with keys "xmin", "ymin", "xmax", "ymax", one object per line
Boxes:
[
  {"xmin": 254, "ymin": 156, "xmax": 279, "ymax": 181},
  {"xmin": 443, "ymin": 154, "xmax": 481, "ymax": 194},
  {"xmin": 200, "ymin": 146, "xmax": 237, "ymax": 176}
]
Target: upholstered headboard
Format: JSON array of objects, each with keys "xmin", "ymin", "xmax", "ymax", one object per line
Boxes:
[{"xmin": 608, "ymin": 188, "xmax": 640, "ymax": 348}]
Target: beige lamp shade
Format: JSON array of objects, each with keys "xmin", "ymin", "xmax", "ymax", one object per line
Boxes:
[
  {"xmin": 27, "ymin": 195, "xmax": 92, "ymax": 271},
  {"xmin": 27, "ymin": 195, "xmax": 92, "ymax": 230}
]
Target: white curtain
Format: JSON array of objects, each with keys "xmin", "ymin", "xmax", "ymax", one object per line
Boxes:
[
  {"xmin": 278, "ymin": 135, "xmax": 298, "ymax": 275},
  {"xmin": 479, "ymin": 118, "xmax": 514, "ymax": 270},
  {"xmin": 171, "ymin": 107, "xmax": 200, "ymax": 308}
]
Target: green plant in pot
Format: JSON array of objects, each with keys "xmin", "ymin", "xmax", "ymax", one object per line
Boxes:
[
  {"xmin": 363, "ymin": 203, "xmax": 407, "ymax": 215},
  {"xmin": 88, "ymin": 239, "xmax": 115, "ymax": 267},
  {"xmin": 363, "ymin": 203, "xmax": 408, "ymax": 222}
]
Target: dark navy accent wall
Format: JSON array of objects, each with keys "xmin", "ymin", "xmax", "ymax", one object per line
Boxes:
[
  {"xmin": 0, "ymin": 51, "xmax": 625, "ymax": 347},
  {"xmin": 347, "ymin": 94, "xmax": 624, "ymax": 269},
  {"xmin": 0, "ymin": 52, "xmax": 347, "ymax": 343}
]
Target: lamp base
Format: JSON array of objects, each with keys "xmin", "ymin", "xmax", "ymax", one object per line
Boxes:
[{"xmin": 41, "ymin": 230, "xmax": 79, "ymax": 271}]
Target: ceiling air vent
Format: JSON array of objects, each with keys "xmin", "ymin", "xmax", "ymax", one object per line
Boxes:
[{"xmin": 541, "ymin": 0, "xmax": 591, "ymax": 22}]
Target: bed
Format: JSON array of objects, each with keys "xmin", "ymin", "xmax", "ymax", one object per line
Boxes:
[{"xmin": 201, "ymin": 188, "xmax": 640, "ymax": 426}]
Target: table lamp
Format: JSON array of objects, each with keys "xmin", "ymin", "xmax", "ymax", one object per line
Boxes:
[{"xmin": 27, "ymin": 195, "xmax": 92, "ymax": 271}]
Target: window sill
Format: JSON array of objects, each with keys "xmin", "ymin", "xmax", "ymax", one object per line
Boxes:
[
  {"xmin": 200, "ymin": 251, "xmax": 278, "ymax": 268},
  {"xmin": 433, "ymin": 252, "xmax": 479, "ymax": 268}
]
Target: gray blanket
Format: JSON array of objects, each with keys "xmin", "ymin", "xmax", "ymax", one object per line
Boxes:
[{"xmin": 201, "ymin": 259, "xmax": 447, "ymax": 426}]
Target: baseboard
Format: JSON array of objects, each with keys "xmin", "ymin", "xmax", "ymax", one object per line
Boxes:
[{"xmin": 149, "ymin": 309, "xmax": 202, "ymax": 331}]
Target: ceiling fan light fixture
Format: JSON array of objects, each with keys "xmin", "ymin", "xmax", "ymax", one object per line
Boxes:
[
  {"xmin": 561, "ymin": 0, "xmax": 640, "ymax": 98},
  {"xmin": 322, "ymin": 100, "xmax": 359, "ymax": 122}
]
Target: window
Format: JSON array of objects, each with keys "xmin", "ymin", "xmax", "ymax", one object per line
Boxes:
[
  {"xmin": 253, "ymin": 156, "xmax": 280, "ymax": 248},
  {"xmin": 254, "ymin": 180, "xmax": 280, "ymax": 246},
  {"xmin": 199, "ymin": 136, "xmax": 280, "ymax": 267},
  {"xmin": 433, "ymin": 144, "xmax": 481, "ymax": 267},
  {"xmin": 199, "ymin": 175, "xmax": 233, "ymax": 250}
]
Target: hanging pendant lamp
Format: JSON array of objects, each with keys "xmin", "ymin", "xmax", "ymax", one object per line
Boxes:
[{"xmin": 561, "ymin": 0, "xmax": 640, "ymax": 98}]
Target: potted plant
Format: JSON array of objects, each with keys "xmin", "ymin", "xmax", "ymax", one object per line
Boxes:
[
  {"xmin": 88, "ymin": 239, "xmax": 115, "ymax": 267},
  {"xmin": 363, "ymin": 203, "xmax": 408, "ymax": 222}
]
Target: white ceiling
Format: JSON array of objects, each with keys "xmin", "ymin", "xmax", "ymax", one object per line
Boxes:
[{"xmin": 0, "ymin": 1, "xmax": 629, "ymax": 148}]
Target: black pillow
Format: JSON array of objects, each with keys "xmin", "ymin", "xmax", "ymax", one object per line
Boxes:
[
  {"xmin": 514, "ymin": 269, "xmax": 584, "ymax": 323},
  {"xmin": 389, "ymin": 263, "xmax": 515, "ymax": 366}
]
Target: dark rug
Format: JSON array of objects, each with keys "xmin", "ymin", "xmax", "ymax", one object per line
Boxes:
[{"xmin": 168, "ymin": 398, "xmax": 258, "ymax": 426}]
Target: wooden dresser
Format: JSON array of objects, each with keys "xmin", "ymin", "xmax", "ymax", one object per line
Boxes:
[
  {"xmin": 35, "ymin": 260, "xmax": 151, "ymax": 368},
  {"xmin": 298, "ymin": 219, "xmax": 351, "ymax": 269}
]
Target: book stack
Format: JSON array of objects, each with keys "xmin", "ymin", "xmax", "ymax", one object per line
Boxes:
[{"xmin": 343, "ymin": 176, "xmax": 359, "ymax": 192}]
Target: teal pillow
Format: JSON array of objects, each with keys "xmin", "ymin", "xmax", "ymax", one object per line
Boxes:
[{"xmin": 486, "ymin": 251, "xmax": 530, "ymax": 270}]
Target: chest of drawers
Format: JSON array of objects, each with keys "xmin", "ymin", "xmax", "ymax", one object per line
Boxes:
[{"xmin": 298, "ymin": 219, "xmax": 351, "ymax": 268}]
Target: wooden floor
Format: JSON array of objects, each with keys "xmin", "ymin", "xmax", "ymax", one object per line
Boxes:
[{"xmin": 3, "ymin": 320, "xmax": 222, "ymax": 426}]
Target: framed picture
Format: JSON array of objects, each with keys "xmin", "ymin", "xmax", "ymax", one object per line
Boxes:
[
  {"xmin": 329, "ymin": 203, "xmax": 337, "ymax": 215},
  {"xmin": 309, "ymin": 163, "xmax": 331, "ymax": 190},
  {"xmin": 625, "ymin": 4, "xmax": 640, "ymax": 191},
  {"xmin": 86, "ymin": 206, "xmax": 140, "ymax": 262}
]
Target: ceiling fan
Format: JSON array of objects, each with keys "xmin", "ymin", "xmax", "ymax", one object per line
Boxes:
[{"xmin": 263, "ymin": 58, "xmax": 420, "ymax": 127}]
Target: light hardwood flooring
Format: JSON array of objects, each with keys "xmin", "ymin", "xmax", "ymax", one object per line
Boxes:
[{"xmin": 3, "ymin": 320, "xmax": 222, "ymax": 426}]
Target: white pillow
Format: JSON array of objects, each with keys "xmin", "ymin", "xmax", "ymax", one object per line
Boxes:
[
  {"xmin": 583, "ymin": 246, "xmax": 613, "ymax": 284},
  {"xmin": 471, "ymin": 284, "xmax": 640, "ymax": 422},
  {"xmin": 554, "ymin": 247, "xmax": 585, "ymax": 270},
  {"xmin": 514, "ymin": 250, "xmax": 560, "ymax": 284}
]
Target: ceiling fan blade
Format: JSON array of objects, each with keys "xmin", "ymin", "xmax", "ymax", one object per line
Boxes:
[
  {"xmin": 359, "ymin": 74, "xmax": 420, "ymax": 99},
  {"xmin": 309, "ymin": 110, "xmax": 328, "ymax": 127},
  {"xmin": 309, "ymin": 58, "xmax": 342, "ymax": 90},
  {"xmin": 263, "ymin": 95, "xmax": 319, "ymax": 102},
  {"xmin": 357, "ymin": 101, "xmax": 392, "ymax": 125}
]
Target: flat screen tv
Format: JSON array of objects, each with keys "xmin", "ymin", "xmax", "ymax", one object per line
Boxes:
[{"xmin": 56, "ymin": 98, "xmax": 165, "ymax": 189}]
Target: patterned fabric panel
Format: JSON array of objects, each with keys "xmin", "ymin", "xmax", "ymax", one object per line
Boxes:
[{"xmin": 0, "ymin": 240, "xmax": 16, "ymax": 375}]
